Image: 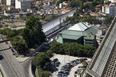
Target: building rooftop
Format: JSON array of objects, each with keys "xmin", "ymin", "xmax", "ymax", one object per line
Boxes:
[
  {"xmin": 68, "ymin": 22, "xmax": 90, "ymax": 31},
  {"xmin": 60, "ymin": 22, "xmax": 97, "ymax": 40}
]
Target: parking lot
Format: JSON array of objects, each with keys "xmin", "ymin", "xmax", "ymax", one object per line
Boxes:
[{"xmin": 50, "ymin": 54, "xmax": 91, "ymax": 77}]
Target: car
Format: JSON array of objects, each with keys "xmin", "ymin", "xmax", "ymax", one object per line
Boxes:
[
  {"xmin": 70, "ymin": 61, "xmax": 77, "ymax": 66},
  {"xmin": 62, "ymin": 74, "xmax": 68, "ymax": 77},
  {"xmin": 75, "ymin": 59, "xmax": 81, "ymax": 64},
  {"xmin": 53, "ymin": 58, "xmax": 58, "ymax": 62},
  {"xmin": 64, "ymin": 71, "xmax": 69, "ymax": 74},
  {"xmin": 57, "ymin": 73, "xmax": 62, "ymax": 77},
  {"xmin": 12, "ymin": 52, "xmax": 15, "ymax": 55},
  {"xmin": 55, "ymin": 61, "xmax": 60, "ymax": 67},
  {"xmin": 59, "ymin": 71, "xmax": 64, "ymax": 74},
  {"xmin": 80, "ymin": 58, "xmax": 87, "ymax": 62},
  {"xmin": 75, "ymin": 71, "xmax": 77, "ymax": 74},
  {"xmin": 78, "ymin": 66, "xmax": 86, "ymax": 69}
]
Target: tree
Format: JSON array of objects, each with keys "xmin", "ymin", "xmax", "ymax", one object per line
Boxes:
[
  {"xmin": 38, "ymin": 68, "xmax": 51, "ymax": 77},
  {"xmin": 104, "ymin": 15, "xmax": 113, "ymax": 27},
  {"xmin": 33, "ymin": 52, "xmax": 51, "ymax": 70},
  {"xmin": 22, "ymin": 28, "xmax": 35, "ymax": 48},
  {"xmin": 48, "ymin": 41, "xmax": 96, "ymax": 57},
  {"xmin": 11, "ymin": 36, "xmax": 27, "ymax": 54},
  {"xmin": 22, "ymin": 16, "xmax": 46, "ymax": 48}
]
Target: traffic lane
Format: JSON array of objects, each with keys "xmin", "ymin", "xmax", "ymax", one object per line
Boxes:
[
  {"xmin": 0, "ymin": 42, "xmax": 27, "ymax": 77},
  {"xmin": 0, "ymin": 48, "xmax": 18, "ymax": 77}
]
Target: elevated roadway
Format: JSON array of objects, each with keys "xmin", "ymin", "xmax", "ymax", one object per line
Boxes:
[{"xmin": 85, "ymin": 17, "xmax": 116, "ymax": 77}]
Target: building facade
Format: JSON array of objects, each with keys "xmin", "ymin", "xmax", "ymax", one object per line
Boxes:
[
  {"xmin": 102, "ymin": 3, "xmax": 116, "ymax": 16},
  {"xmin": 15, "ymin": 0, "xmax": 31, "ymax": 11}
]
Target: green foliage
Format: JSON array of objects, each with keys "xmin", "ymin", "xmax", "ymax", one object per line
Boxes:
[
  {"xmin": 46, "ymin": 50, "xmax": 53, "ymax": 57},
  {"xmin": 0, "ymin": 25, "xmax": 3, "ymax": 28},
  {"xmin": 37, "ymin": 68, "xmax": 51, "ymax": 77},
  {"xmin": 0, "ymin": 15, "xmax": 11, "ymax": 19},
  {"xmin": 66, "ymin": 12, "xmax": 99, "ymax": 24},
  {"xmin": 70, "ymin": 0, "xmax": 84, "ymax": 8},
  {"xmin": 22, "ymin": 28, "xmax": 35, "ymax": 48},
  {"xmin": 11, "ymin": 36, "xmax": 27, "ymax": 54},
  {"xmin": 33, "ymin": 52, "xmax": 51, "ymax": 70},
  {"xmin": 82, "ymin": 61, "xmax": 88, "ymax": 66},
  {"xmin": 0, "ymin": 28, "xmax": 20, "ymax": 38},
  {"xmin": 70, "ymin": 0, "xmax": 103, "ymax": 8},
  {"xmin": 103, "ymin": 15, "xmax": 114, "ymax": 27},
  {"xmin": 22, "ymin": 16, "xmax": 46, "ymax": 48},
  {"xmin": 48, "ymin": 41, "xmax": 96, "ymax": 57},
  {"xmin": 44, "ymin": 15, "xmax": 57, "ymax": 21},
  {"xmin": 56, "ymin": 0, "xmax": 63, "ymax": 5},
  {"xmin": 4, "ymin": 25, "xmax": 8, "ymax": 27}
]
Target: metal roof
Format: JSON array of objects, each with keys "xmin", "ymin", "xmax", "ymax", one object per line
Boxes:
[
  {"xmin": 42, "ymin": 9, "xmax": 76, "ymax": 35},
  {"xmin": 61, "ymin": 30, "xmax": 84, "ymax": 40},
  {"xmin": 60, "ymin": 22, "xmax": 97, "ymax": 40},
  {"xmin": 68, "ymin": 22, "xmax": 90, "ymax": 31}
]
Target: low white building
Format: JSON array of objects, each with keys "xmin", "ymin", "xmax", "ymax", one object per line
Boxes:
[
  {"xmin": 102, "ymin": 3, "xmax": 116, "ymax": 16},
  {"xmin": 15, "ymin": 0, "xmax": 31, "ymax": 11}
]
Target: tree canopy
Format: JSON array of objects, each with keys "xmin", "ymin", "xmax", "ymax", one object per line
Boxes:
[
  {"xmin": 103, "ymin": 15, "xmax": 114, "ymax": 27},
  {"xmin": 11, "ymin": 36, "xmax": 27, "ymax": 54},
  {"xmin": 47, "ymin": 41, "xmax": 96, "ymax": 57},
  {"xmin": 22, "ymin": 16, "xmax": 46, "ymax": 48},
  {"xmin": 33, "ymin": 52, "xmax": 51, "ymax": 70}
]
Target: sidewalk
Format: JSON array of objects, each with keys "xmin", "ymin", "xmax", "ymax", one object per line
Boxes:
[{"xmin": 16, "ymin": 56, "xmax": 29, "ymax": 63}]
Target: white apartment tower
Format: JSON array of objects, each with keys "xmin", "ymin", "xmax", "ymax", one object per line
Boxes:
[
  {"xmin": 6, "ymin": 0, "xmax": 11, "ymax": 5},
  {"xmin": 15, "ymin": 0, "xmax": 31, "ymax": 11}
]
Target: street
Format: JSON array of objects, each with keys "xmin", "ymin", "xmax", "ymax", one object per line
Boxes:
[{"xmin": 0, "ymin": 36, "xmax": 28, "ymax": 77}]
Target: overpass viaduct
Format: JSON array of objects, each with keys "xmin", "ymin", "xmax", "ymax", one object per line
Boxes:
[{"xmin": 85, "ymin": 17, "xmax": 116, "ymax": 77}]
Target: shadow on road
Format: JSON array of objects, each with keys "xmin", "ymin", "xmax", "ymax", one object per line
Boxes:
[
  {"xmin": 0, "ymin": 55, "xmax": 4, "ymax": 60},
  {"xmin": 0, "ymin": 48, "xmax": 10, "ymax": 51}
]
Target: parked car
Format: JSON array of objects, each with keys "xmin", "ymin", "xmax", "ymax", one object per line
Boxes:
[
  {"xmin": 55, "ymin": 61, "xmax": 60, "ymax": 67},
  {"xmin": 75, "ymin": 59, "xmax": 81, "ymax": 64},
  {"xmin": 52, "ymin": 58, "xmax": 60, "ymax": 67},
  {"xmin": 78, "ymin": 66, "xmax": 86, "ymax": 69}
]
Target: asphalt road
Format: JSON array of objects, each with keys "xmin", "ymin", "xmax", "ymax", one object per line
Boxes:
[
  {"xmin": 21, "ymin": 57, "xmax": 33, "ymax": 77},
  {"xmin": 0, "ymin": 37, "xmax": 27, "ymax": 77}
]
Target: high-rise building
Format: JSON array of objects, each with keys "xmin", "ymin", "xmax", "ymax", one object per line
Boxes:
[
  {"xmin": 85, "ymin": 17, "xmax": 116, "ymax": 77},
  {"xmin": 15, "ymin": 0, "xmax": 31, "ymax": 11},
  {"xmin": 6, "ymin": 0, "xmax": 11, "ymax": 5}
]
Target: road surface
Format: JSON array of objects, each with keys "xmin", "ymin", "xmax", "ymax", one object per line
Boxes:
[{"xmin": 0, "ymin": 36, "xmax": 27, "ymax": 77}]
